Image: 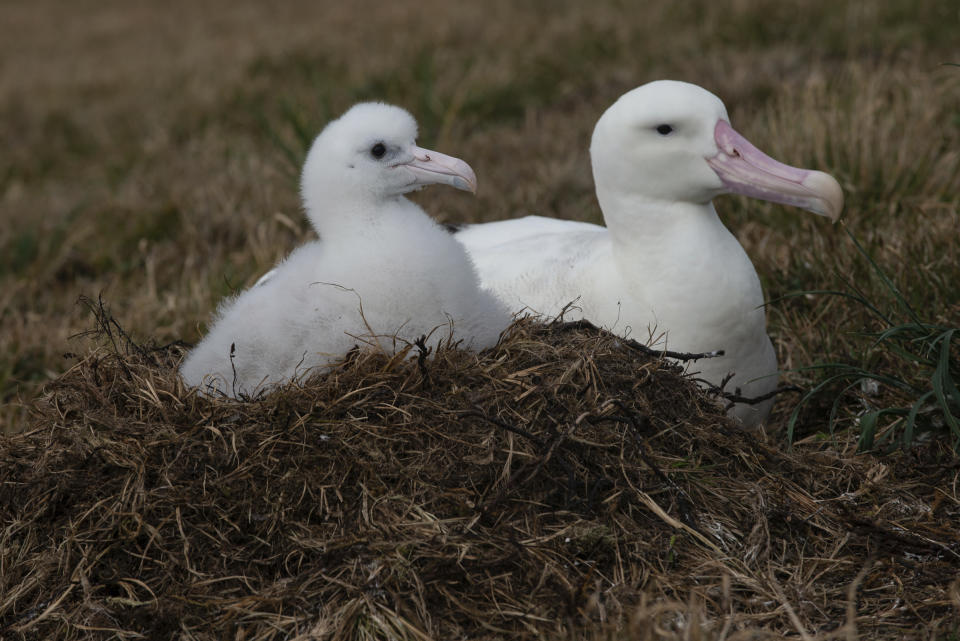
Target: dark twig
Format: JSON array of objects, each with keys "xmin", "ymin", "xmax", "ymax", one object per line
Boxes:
[
  {"xmin": 551, "ymin": 319, "xmax": 724, "ymax": 362},
  {"xmin": 460, "ymin": 409, "xmax": 544, "ymax": 448},
  {"xmin": 552, "ymin": 317, "xmax": 801, "ymax": 406},
  {"xmin": 73, "ymin": 294, "xmax": 189, "ymax": 367},
  {"xmin": 517, "ymin": 428, "xmax": 571, "ymax": 486},
  {"xmin": 693, "ymin": 376, "xmax": 805, "ymax": 407},
  {"xmin": 414, "ymin": 335, "xmax": 432, "ymax": 387},
  {"xmin": 76, "ymin": 294, "xmax": 150, "ymax": 358},
  {"xmin": 72, "ymin": 294, "xmax": 137, "ymax": 378},
  {"xmin": 840, "ymin": 508, "xmax": 960, "ymax": 561},
  {"xmin": 230, "ymin": 342, "xmax": 239, "ymax": 400},
  {"xmin": 460, "ymin": 409, "xmax": 583, "ymax": 512},
  {"xmin": 596, "ymin": 400, "xmax": 704, "ymax": 537},
  {"xmin": 151, "ymin": 339, "xmax": 193, "ymax": 354},
  {"xmin": 719, "ymin": 384, "xmax": 803, "ymax": 405}
]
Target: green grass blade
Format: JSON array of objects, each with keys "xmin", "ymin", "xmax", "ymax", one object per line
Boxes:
[
  {"xmin": 789, "ymin": 363, "xmax": 914, "ymax": 393},
  {"xmin": 772, "ymin": 289, "xmax": 892, "ymax": 325},
  {"xmin": 858, "ymin": 410, "xmax": 879, "ymax": 450},
  {"xmin": 787, "ymin": 372, "xmax": 866, "ymax": 443},
  {"xmin": 845, "ymin": 228, "xmax": 924, "ymax": 326},
  {"xmin": 858, "ymin": 408, "xmax": 909, "ymax": 451},
  {"xmin": 903, "ymin": 390, "xmax": 935, "ymax": 447},
  {"xmin": 932, "ymin": 329, "xmax": 960, "ymax": 437},
  {"xmin": 829, "ymin": 380, "xmax": 866, "ymax": 435}
]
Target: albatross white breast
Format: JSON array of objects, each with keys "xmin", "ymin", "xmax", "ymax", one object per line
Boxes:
[
  {"xmin": 455, "ymin": 80, "xmax": 843, "ymax": 427},
  {"xmin": 181, "ymin": 103, "xmax": 511, "ymax": 397}
]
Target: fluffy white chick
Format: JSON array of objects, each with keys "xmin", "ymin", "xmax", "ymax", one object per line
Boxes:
[{"xmin": 181, "ymin": 103, "xmax": 510, "ymax": 397}]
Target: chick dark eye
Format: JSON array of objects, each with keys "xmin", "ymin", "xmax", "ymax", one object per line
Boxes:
[
  {"xmin": 370, "ymin": 142, "xmax": 386, "ymax": 159},
  {"xmin": 656, "ymin": 124, "xmax": 674, "ymax": 136}
]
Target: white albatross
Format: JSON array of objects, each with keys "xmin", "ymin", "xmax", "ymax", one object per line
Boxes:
[
  {"xmin": 180, "ymin": 103, "xmax": 511, "ymax": 397},
  {"xmin": 455, "ymin": 80, "xmax": 843, "ymax": 427}
]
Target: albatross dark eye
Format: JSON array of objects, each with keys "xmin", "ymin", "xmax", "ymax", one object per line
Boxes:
[
  {"xmin": 370, "ymin": 142, "xmax": 386, "ymax": 159},
  {"xmin": 656, "ymin": 124, "xmax": 674, "ymax": 136}
]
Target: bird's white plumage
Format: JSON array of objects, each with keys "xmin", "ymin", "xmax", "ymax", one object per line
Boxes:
[
  {"xmin": 181, "ymin": 103, "xmax": 510, "ymax": 397},
  {"xmin": 456, "ymin": 81, "xmax": 843, "ymax": 427}
]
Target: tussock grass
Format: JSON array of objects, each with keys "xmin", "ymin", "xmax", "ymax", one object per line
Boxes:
[
  {"xmin": 3, "ymin": 315, "xmax": 958, "ymax": 639},
  {"xmin": 787, "ymin": 231, "xmax": 960, "ymax": 450}
]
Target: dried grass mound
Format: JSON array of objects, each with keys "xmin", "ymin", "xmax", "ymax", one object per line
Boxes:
[{"xmin": 2, "ymin": 314, "xmax": 959, "ymax": 640}]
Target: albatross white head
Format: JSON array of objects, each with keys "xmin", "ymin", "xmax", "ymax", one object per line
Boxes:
[
  {"xmin": 300, "ymin": 102, "xmax": 477, "ymax": 235},
  {"xmin": 590, "ymin": 80, "xmax": 843, "ymax": 227}
]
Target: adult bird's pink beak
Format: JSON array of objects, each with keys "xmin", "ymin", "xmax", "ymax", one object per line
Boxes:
[
  {"xmin": 399, "ymin": 146, "xmax": 478, "ymax": 194},
  {"xmin": 706, "ymin": 120, "xmax": 843, "ymax": 221}
]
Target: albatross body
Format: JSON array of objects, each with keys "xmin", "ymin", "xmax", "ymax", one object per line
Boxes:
[
  {"xmin": 456, "ymin": 81, "xmax": 843, "ymax": 427},
  {"xmin": 181, "ymin": 103, "xmax": 510, "ymax": 397}
]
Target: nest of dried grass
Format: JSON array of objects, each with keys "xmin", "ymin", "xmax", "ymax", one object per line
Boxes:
[{"xmin": 2, "ymin": 309, "xmax": 959, "ymax": 640}]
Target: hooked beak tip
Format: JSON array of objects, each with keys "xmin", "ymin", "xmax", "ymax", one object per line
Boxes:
[
  {"xmin": 459, "ymin": 176, "xmax": 478, "ymax": 195},
  {"xmin": 802, "ymin": 171, "xmax": 844, "ymax": 222}
]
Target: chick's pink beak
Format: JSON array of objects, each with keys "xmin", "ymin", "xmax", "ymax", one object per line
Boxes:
[{"xmin": 401, "ymin": 146, "xmax": 478, "ymax": 194}]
